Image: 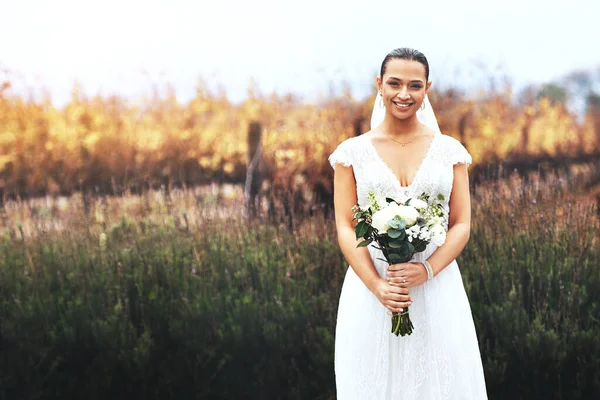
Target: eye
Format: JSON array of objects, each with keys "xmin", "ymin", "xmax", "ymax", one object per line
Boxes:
[
  {"xmin": 411, "ymin": 84, "xmax": 423, "ymax": 89},
  {"xmin": 388, "ymin": 82, "xmax": 399, "ymax": 87}
]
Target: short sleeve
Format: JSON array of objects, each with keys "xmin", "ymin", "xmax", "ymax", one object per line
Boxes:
[
  {"xmin": 449, "ymin": 137, "xmax": 472, "ymax": 166},
  {"xmin": 328, "ymin": 139, "xmax": 353, "ymax": 170}
]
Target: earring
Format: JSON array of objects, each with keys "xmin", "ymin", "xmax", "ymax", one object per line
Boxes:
[
  {"xmin": 421, "ymin": 101, "xmax": 426, "ymax": 111},
  {"xmin": 379, "ymin": 93, "xmax": 384, "ymax": 108}
]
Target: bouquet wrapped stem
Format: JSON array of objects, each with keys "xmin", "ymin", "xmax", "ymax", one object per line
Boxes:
[
  {"xmin": 352, "ymin": 191, "xmax": 448, "ymax": 337},
  {"xmin": 392, "ymin": 309, "xmax": 413, "ymax": 336},
  {"xmin": 379, "ymin": 244, "xmax": 415, "ymax": 336}
]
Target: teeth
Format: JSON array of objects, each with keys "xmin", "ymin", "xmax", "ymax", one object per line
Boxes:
[{"xmin": 394, "ymin": 102, "xmax": 412, "ymax": 108}]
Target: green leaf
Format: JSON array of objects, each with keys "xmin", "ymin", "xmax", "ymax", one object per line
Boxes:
[
  {"xmin": 399, "ymin": 243, "xmax": 410, "ymax": 254},
  {"xmin": 355, "ymin": 221, "xmax": 369, "ymax": 239},
  {"xmin": 406, "ymin": 242, "xmax": 415, "ymax": 254},
  {"xmin": 437, "ymin": 193, "xmax": 445, "ymax": 201},
  {"xmin": 388, "ymin": 238, "xmax": 405, "ymax": 248},
  {"xmin": 387, "ymin": 229, "xmax": 402, "ymax": 238},
  {"xmin": 388, "ymin": 253, "xmax": 403, "ymax": 263},
  {"xmin": 385, "ymin": 197, "xmax": 397, "ymax": 204},
  {"xmin": 388, "ymin": 229, "xmax": 406, "ymax": 241},
  {"xmin": 388, "ymin": 219, "xmax": 400, "ymax": 229},
  {"xmin": 414, "ymin": 242, "xmax": 427, "ymax": 252},
  {"xmin": 357, "ymin": 238, "xmax": 373, "ymax": 248}
]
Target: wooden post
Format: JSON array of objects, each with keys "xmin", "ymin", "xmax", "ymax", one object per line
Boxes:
[
  {"xmin": 521, "ymin": 113, "xmax": 534, "ymax": 154},
  {"xmin": 245, "ymin": 122, "xmax": 262, "ymax": 217},
  {"xmin": 458, "ymin": 112, "xmax": 469, "ymax": 147}
]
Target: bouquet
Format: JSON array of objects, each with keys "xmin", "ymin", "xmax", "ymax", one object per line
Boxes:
[{"xmin": 352, "ymin": 190, "xmax": 448, "ymax": 336}]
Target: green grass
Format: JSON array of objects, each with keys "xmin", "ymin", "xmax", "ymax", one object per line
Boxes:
[{"xmin": 0, "ymin": 170, "xmax": 598, "ymax": 399}]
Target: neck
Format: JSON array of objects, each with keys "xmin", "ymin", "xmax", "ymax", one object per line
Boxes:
[{"xmin": 380, "ymin": 114, "xmax": 421, "ymax": 137}]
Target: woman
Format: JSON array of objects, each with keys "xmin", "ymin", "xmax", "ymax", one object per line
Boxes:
[{"xmin": 328, "ymin": 48, "xmax": 488, "ymax": 399}]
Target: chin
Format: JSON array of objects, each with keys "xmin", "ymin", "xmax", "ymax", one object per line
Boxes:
[{"xmin": 389, "ymin": 109, "xmax": 418, "ymax": 120}]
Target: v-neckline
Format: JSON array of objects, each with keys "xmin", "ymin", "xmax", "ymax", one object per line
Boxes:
[{"xmin": 363, "ymin": 133, "xmax": 437, "ymax": 190}]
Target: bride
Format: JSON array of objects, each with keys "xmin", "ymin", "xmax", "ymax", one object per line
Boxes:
[{"xmin": 328, "ymin": 48, "xmax": 488, "ymax": 399}]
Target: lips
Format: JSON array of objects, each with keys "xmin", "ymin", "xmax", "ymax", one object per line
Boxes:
[{"xmin": 392, "ymin": 100, "xmax": 414, "ymax": 110}]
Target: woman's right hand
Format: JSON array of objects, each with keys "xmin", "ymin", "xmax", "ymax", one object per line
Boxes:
[{"xmin": 371, "ymin": 278, "xmax": 412, "ymax": 313}]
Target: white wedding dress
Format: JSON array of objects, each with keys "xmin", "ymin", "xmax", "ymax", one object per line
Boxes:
[{"xmin": 329, "ymin": 133, "xmax": 488, "ymax": 400}]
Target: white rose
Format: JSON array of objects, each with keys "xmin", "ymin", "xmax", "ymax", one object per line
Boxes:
[
  {"xmin": 396, "ymin": 205, "xmax": 419, "ymax": 226},
  {"xmin": 409, "ymin": 198, "xmax": 428, "ymax": 210},
  {"xmin": 430, "ymin": 224, "xmax": 447, "ymax": 246},
  {"xmin": 371, "ymin": 206, "xmax": 396, "ymax": 233}
]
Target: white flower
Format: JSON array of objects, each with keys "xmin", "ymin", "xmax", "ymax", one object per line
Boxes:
[
  {"xmin": 371, "ymin": 204, "xmax": 397, "ymax": 233},
  {"xmin": 429, "ymin": 215, "xmax": 444, "ymax": 227},
  {"xmin": 396, "ymin": 205, "xmax": 419, "ymax": 226},
  {"xmin": 430, "ymin": 224, "xmax": 447, "ymax": 247},
  {"xmin": 409, "ymin": 198, "xmax": 428, "ymax": 210},
  {"xmin": 406, "ymin": 225, "xmax": 421, "ymax": 238}
]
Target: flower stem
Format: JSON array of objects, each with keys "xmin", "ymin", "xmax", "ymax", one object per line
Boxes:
[{"xmin": 391, "ymin": 309, "xmax": 413, "ymax": 336}]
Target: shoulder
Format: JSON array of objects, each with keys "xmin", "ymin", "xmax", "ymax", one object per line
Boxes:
[
  {"xmin": 333, "ymin": 134, "xmax": 367, "ymax": 153},
  {"xmin": 437, "ymin": 134, "xmax": 472, "ymax": 165},
  {"xmin": 328, "ymin": 135, "xmax": 364, "ymax": 170},
  {"xmin": 339, "ymin": 134, "xmax": 364, "ymax": 147},
  {"xmin": 438, "ymin": 133, "xmax": 462, "ymax": 146}
]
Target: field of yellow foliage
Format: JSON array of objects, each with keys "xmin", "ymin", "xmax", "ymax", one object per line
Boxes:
[{"xmin": 0, "ymin": 79, "xmax": 597, "ymax": 199}]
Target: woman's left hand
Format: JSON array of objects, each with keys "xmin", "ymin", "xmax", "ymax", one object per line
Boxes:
[{"xmin": 387, "ymin": 262, "xmax": 428, "ymax": 288}]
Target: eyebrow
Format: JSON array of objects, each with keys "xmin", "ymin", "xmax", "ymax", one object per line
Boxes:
[{"xmin": 387, "ymin": 77, "xmax": 424, "ymax": 83}]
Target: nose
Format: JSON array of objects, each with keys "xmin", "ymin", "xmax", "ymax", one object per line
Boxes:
[{"xmin": 396, "ymin": 86, "xmax": 410, "ymax": 99}]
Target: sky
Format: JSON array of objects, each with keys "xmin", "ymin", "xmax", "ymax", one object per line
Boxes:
[{"xmin": 1, "ymin": 0, "xmax": 599, "ymax": 105}]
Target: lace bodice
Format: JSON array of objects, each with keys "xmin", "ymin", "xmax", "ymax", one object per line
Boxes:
[{"xmin": 328, "ymin": 134, "xmax": 472, "ymax": 226}]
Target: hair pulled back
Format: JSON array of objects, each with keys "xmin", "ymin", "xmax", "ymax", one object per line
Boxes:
[{"xmin": 380, "ymin": 48, "xmax": 429, "ymax": 82}]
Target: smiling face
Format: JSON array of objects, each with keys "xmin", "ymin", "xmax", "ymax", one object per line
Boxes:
[{"xmin": 377, "ymin": 58, "xmax": 432, "ymax": 121}]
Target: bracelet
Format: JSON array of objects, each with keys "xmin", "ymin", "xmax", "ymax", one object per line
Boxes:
[{"xmin": 422, "ymin": 260, "xmax": 434, "ymax": 280}]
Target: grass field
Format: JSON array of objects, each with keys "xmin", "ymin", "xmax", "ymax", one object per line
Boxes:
[{"xmin": 0, "ymin": 164, "xmax": 598, "ymax": 399}]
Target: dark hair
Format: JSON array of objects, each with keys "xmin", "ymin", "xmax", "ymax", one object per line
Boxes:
[{"xmin": 380, "ymin": 48, "xmax": 429, "ymax": 82}]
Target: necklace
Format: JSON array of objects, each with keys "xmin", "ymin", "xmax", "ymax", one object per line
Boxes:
[{"xmin": 379, "ymin": 127, "xmax": 422, "ymax": 147}]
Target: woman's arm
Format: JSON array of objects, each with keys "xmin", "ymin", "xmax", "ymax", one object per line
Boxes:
[
  {"xmin": 333, "ymin": 163, "xmax": 411, "ymax": 313},
  {"xmin": 427, "ymin": 162, "xmax": 471, "ymax": 276}
]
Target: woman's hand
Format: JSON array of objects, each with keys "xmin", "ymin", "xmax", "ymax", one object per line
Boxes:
[
  {"xmin": 387, "ymin": 262, "xmax": 428, "ymax": 288},
  {"xmin": 371, "ymin": 278, "xmax": 412, "ymax": 313}
]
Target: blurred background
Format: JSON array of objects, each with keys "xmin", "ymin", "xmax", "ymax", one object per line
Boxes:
[{"xmin": 0, "ymin": 1, "xmax": 599, "ymax": 399}]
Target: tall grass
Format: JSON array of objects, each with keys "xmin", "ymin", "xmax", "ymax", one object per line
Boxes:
[{"xmin": 0, "ymin": 168, "xmax": 598, "ymax": 399}]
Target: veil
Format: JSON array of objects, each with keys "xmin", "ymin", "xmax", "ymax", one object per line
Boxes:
[{"xmin": 370, "ymin": 92, "xmax": 441, "ymax": 135}]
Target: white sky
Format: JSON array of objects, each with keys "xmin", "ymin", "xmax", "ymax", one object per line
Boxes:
[{"xmin": 1, "ymin": 0, "xmax": 599, "ymax": 105}]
